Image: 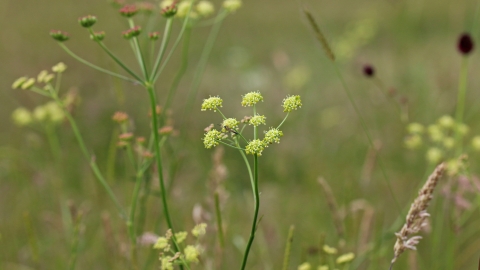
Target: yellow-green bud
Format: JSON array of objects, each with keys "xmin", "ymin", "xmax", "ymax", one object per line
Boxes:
[
  {"xmin": 174, "ymin": 231, "xmax": 188, "ymax": 244},
  {"xmin": 443, "ymin": 137, "xmax": 455, "ymax": 149},
  {"xmin": 472, "ymin": 136, "xmax": 480, "ymax": 151},
  {"xmin": 12, "ymin": 77, "xmax": 28, "ymax": 89},
  {"xmin": 245, "ymin": 139, "xmax": 266, "ymax": 155},
  {"xmin": 21, "ymin": 78, "xmax": 36, "ymax": 90},
  {"xmin": 457, "ymin": 123, "xmax": 469, "ymax": 136},
  {"xmin": 90, "ymin": 31, "xmax": 106, "ymax": 41},
  {"xmin": 176, "ymin": 1, "xmax": 192, "ymax": 18},
  {"xmin": 196, "ymin": 1, "xmax": 215, "ymax": 17},
  {"xmin": 191, "ymin": 223, "xmax": 207, "ymax": 237},
  {"xmin": 11, "ymin": 107, "xmax": 33, "ymax": 126},
  {"xmin": 249, "ymin": 114, "xmax": 266, "ymax": 126},
  {"xmin": 160, "ymin": 256, "xmax": 174, "ymax": 270},
  {"xmin": 241, "ymin": 91, "xmax": 263, "ymax": 107},
  {"xmin": 297, "ymin": 262, "xmax": 312, "ymax": 270},
  {"xmin": 426, "ymin": 147, "xmax": 443, "ymax": 164},
  {"xmin": 37, "ymin": 70, "xmax": 48, "ymax": 83},
  {"xmin": 78, "ymin": 15, "xmax": 97, "ymax": 28},
  {"xmin": 52, "ymin": 62, "xmax": 67, "ymax": 73},
  {"xmin": 50, "ymin": 30, "xmax": 70, "ymax": 42},
  {"xmin": 201, "ymin": 96, "xmax": 223, "ymax": 111},
  {"xmin": 184, "ymin": 245, "xmax": 200, "ymax": 263},
  {"xmin": 336, "ymin": 252, "xmax": 355, "ymax": 264},
  {"xmin": 317, "ymin": 266, "xmax": 329, "ymax": 270},
  {"xmin": 404, "ymin": 134, "xmax": 422, "ymax": 149},
  {"xmin": 33, "ymin": 106, "xmax": 48, "ymax": 121},
  {"xmin": 322, "ymin": 245, "xmax": 338, "ymax": 255},
  {"xmin": 282, "ymin": 95, "xmax": 302, "ymax": 112},
  {"xmin": 437, "ymin": 115, "xmax": 455, "ymax": 129},
  {"xmin": 223, "ymin": 0, "xmax": 242, "ymax": 12},
  {"xmin": 153, "ymin": 237, "xmax": 169, "ymax": 250},
  {"xmin": 427, "ymin": 124, "xmax": 443, "ymax": 142},
  {"xmin": 407, "ymin": 122, "xmax": 424, "ymax": 134}
]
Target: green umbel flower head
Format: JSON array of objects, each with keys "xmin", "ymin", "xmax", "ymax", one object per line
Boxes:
[
  {"xmin": 241, "ymin": 91, "xmax": 263, "ymax": 107},
  {"xmin": 203, "ymin": 129, "xmax": 223, "ymax": 148},
  {"xmin": 201, "ymin": 96, "xmax": 223, "ymax": 111},
  {"xmin": 222, "ymin": 118, "xmax": 239, "ymax": 133},
  {"xmin": 245, "ymin": 139, "xmax": 266, "ymax": 156},
  {"xmin": 282, "ymin": 95, "xmax": 302, "ymax": 112},
  {"xmin": 249, "ymin": 114, "xmax": 266, "ymax": 127},
  {"xmin": 264, "ymin": 128, "xmax": 283, "ymax": 144}
]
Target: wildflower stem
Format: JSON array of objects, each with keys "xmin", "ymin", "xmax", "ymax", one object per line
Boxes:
[
  {"xmin": 58, "ymin": 43, "xmax": 139, "ymax": 84},
  {"xmin": 47, "ymin": 88, "xmax": 127, "ymax": 220},
  {"xmin": 277, "ymin": 113, "xmax": 290, "ymax": 129},
  {"xmin": 240, "ymin": 154, "xmax": 260, "ymax": 270},
  {"xmin": 214, "ymin": 191, "xmax": 225, "ymax": 248},
  {"xmin": 145, "ymin": 84, "xmax": 181, "ymax": 252},
  {"xmin": 95, "ymin": 40, "xmax": 144, "ymax": 83},
  {"xmin": 127, "ymin": 19, "xmax": 149, "ymax": 80},
  {"xmin": 281, "ymin": 225, "xmax": 295, "ymax": 270},
  {"xmin": 333, "ymin": 64, "xmax": 402, "ymax": 215},
  {"xmin": 151, "ymin": 18, "xmax": 174, "ymax": 79},
  {"xmin": 454, "ymin": 57, "xmax": 469, "ymax": 156},
  {"xmin": 153, "ymin": 8, "xmax": 193, "ymax": 83}
]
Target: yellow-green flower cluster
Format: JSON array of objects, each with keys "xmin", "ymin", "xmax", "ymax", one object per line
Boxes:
[
  {"xmin": 52, "ymin": 62, "xmax": 67, "ymax": 73},
  {"xmin": 264, "ymin": 128, "xmax": 283, "ymax": 144},
  {"xmin": 196, "ymin": 1, "xmax": 215, "ymax": 17},
  {"xmin": 201, "ymin": 96, "xmax": 223, "ymax": 111},
  {"xmin": 203, "ymin": 129, "xmax": 223, "ymax": 149},
  {"xmin": 241, "ymin": 91, "xmax": 263, "ymax": 107},
  {"xmin": 249, "ymin": 114, "xmax": 266, "ymax": 127},
  {"xmin": 297, "ymin": 262, "xmax": 311, "ymax": 270},
  {"xmin": 184, "ymin": 245, "xmax": 200, "ymax": 263},
  {"xmin": 322, "ymin": 245, "xmax": 338, "ymax": 255},
  {"xmin": 11, "ymin": 108, "xmax": 33, "ymax": 126},
  {"xmin": 245, "ymin": 139, "xmax": 266, "ymax": 156},
  {"xmin": 222, "ymin": 118, "xmax": 239, "ymax": 132},
  {"xmin": 223, "ymin": 0, "xmax": 242, "ymax": 12},
  {"xmin": 12, "ymin": 102, "xmax": 65, "ymax": 126},
  {"xmin": 298, "ymin": 245, "xmax": 355, "ymax": 269},
  {"xmin": 37, "ymin": 70, "xmax": 55, "ymax": 83},
  {"xmin": 12, "ymin": 76, "xmax": 35, "ymax": 90},
  {"xmin": 282, "ymin": 95, "xmax": 302, "ymax": 112},
  {"xmin": 191, "ymin": 223, "xmax": 207, "ymax": 237},
  {"xmin": 336, "ymin": 252, "xmax": 355, "ymax": 264}
]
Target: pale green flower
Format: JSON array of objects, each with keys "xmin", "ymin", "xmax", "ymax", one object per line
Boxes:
[
  {"xmin": 184, "ymin": 245, "xmax": 200, "ymax": 263},
  {"xmin": 21, "ymin": 78, "xmax": 36, "ymax": 90},
  {"xmin": 322, "ymin": 245, "xmax": 338, "ymax": 255},
  {"xmin": 457, "ymin": 123, "xmax": 469, "ymax": 136},
  {"xmin": 427, "ymin": 124, "xmax": 444, "ymax": 142},
  {"xmin": 222, "ymin": 118, "xmax": 239, "ymax": 132},
  {"xmin": 282, "ymin": 95, "xmax": 302, "ymax": 112},
  {"xmin": 298, "ymin": 262, "xmax": 312, "ymax": 270},
  {"xmin": 12, "ymin": 107, "xmax": 33, "ymax": 126},
  {"xmin": 33, "ymin": 105, "xmax": 48, "ymax": 121},
  {"xmin": 336, "ymin": 252, "xmax": 355, "ymax": 264},
  {"xmin": 37, "ymin": 70, "xmax": 48, "ymax": 83},
  {"xmin": 160, "ymin": 0, "xmax": 174, "ymax": 9},
  {"xmin": 203, "ymin": 129, "xmax": 223, "ymax": 149},
  {"xmin": 201, "ymin": 96, "xmax": 223, "ymax": 111},
  {"xmin": 426, "ymin": 147, "xmax": 443, "ymax": 164},
  {"xmin": 175, "ymin": 231, "xmax": 188, "ymax": 244},
  {"xmin": 245, "ymin": 139, "xmax": 266, "ymax": 155},
  {"xmin": 407, "ymin": 122, "xmax": 424, "ymax": 134},
  {"xmin": 404, "ymin": 134, "xmax": 422, "ymax": 149},
  {"xmin": 45, "ymin": 102, "xmax": 65, "ymax": 123},
  {"xmin": 443, "ymin": 137, "xmax": 455, "ymax": 149},
  {"xmin": 264, "ymin": 128, "xmax": 283, "ymax": 144},
  {"xmin": 249, "ymin": 114, "xmax": 266, "ymax": 127},
  {"xmin": 438, "ymin": 115, "xmax": 455, "ymax": 129},
  {"xmin": 317, "ymin": 266, "xmax": 329, "ymax": 270},
  {"xmin": 176, "ymin": 1, "xmax": 193, "ymax": 18},
  {"xmin": 160, "ymin": 256, "xmax": 174, "ymax": 270},
  {"xmin": 196, "ymin": 1, "xmax": 214, "ymax": 17},
  {"xmin": 153, "ymin": 237, "xmax": 169, "ymax": 250},
  {"xmin": 472, "ymin": 136, "xmax": 480, "ymax": 151},
  {"xmin": 222, "ymin": 0, "xmax": 242, "ymax": 12},
  {"xmin": 12, "ymin": 77, "xmax": 28, "ymax": 89},
  {"xmin": 52, "ymin": 62, "xmax": 67, "ymax": 73},
  {"xmin": 241, "ymin": 91, "xmax": 263, "ymax": 107},
  {"xmin": 192, "ymin": 223, "xmax": 207, "ymax": 237}
]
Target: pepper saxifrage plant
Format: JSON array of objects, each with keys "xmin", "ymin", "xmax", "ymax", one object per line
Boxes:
[
  {"xmin": 12, "ymin": 0, "xmax": 243, "ymax": 269},
  {"xmin": 201, "ymin": 92, "xmax": 302, "ymax": 269}
]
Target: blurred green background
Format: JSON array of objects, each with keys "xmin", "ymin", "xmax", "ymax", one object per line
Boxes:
[{"xmin": 2, "ymin": 0, "xmax": 480, "ymax": 269}]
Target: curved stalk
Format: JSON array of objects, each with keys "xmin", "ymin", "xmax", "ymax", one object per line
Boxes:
[
  {"xmin": 95, "ymin": 40, "xmax": 144, "ymax": 83},
  {"xmin": 240, "ymin": 154, "xmax": 260, "ymax": 270}
]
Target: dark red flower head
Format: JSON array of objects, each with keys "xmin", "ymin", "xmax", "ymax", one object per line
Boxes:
[
  {"xmin": 457, "ymin": 33, "xmax": 474, "ymax": 55},
  {"xmin": 363, "ymin": 64, "xmax": 375, "ymax": 77},
  {"xmin": 119, "ymin": 4, "xmax": 138, "ymax": 17}
]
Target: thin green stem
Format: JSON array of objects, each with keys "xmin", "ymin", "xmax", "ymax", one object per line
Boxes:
[
  {"xmin": 454, "ymin": 57, "xmax": 469, "ymax": 157},
  {"xmin": 214, "ymin": 191, "xmax": 225, "ymax": 248},
  {"xmin": 58, "ymin": 43, "xmax": 139, "ymax": 84},
  {"xmin": 145, "ymin": 84, "xmax": 181, "ymax": 253},
  {"xmin": 240, "ymin": 154, "xmax": 260, "ymax": 270},
  {"xmin": 47, "ymin": 88, "xmax": 127, "ymax": 220},
  {"xmin": 67, "ymin": 212, "xmax": 82, "ymax": 270},
  {"xmin": 332, "ymin": 64, "xmax": 402, "ymax": 215},
  {"xmin": 44, "ymin": 122, "xmax": 61, "ymax": 161},
  {"xmin": 151, "ymin": 18, "xmax": 174, "ymax": 79},
  {"xmin": 127, "ymin": 18, "xmax": 149, "ymax": 81},
  {"xmin": 277, "ymin": 113, "xmax": 290, "ymax": 129},
  {"xmin": 281, "ymin": 225, "xmax": 295, "ymax": 270},
  {"xmin": 95, "ymin": 40, "xmax": 144, "ymax": 83}
]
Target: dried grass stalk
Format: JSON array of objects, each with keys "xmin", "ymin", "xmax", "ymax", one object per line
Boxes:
[
  {"xmin": 390, "ymin": 163, "xmax": 446, "ymax": 268},
  {"xmin": 303, "ymin": 8, "xmax": 335, "ymax": 62},
  {"xmin": 318, "ymin": 177, "xmax": 345, "ymax": 239}
]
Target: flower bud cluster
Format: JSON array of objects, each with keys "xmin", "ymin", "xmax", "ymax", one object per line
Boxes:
[{"xmin": 298, "ymin": 244, "xmax": 355, "ymax": 269}]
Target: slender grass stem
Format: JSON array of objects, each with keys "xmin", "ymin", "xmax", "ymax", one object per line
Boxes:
[
  {"xmin": 454, "ymin": 57, "xmax": 469, "ymax": 157},
  {"xmin": 240, "ymin": 154, "xmax": 260, "ymax": 270},
  {"xmin": 44, "ymin": 122, "xmax": 61, "ymax": 161},
  {"xmin": 58, "ymin": 43, "xmax": 139, "ymax": 84},
  {"xmin": 151, "ymin": 18, "xmax": 174, "ymax": 79},
  {"xmin": 68, "ymin": 212, "xmax": 83, "ymax": 270},
  {"xmin": 214, "ymin": 191, "xmax": 225, "ymax": 248},
  {"xmin": 47, "ymin": 87, "xmax": 127, "ymax": 220},
  {"xmin": 281, "ymin": 225, "xmax": 295, "ymax": 270}
]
